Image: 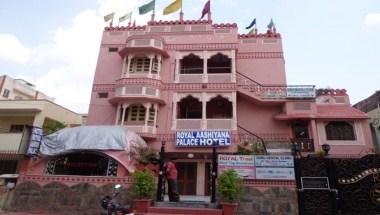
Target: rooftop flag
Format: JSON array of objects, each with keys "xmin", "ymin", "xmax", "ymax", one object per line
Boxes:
[
  {"xmin": 119, "ymin": 12, "xmax": 132, "ymax": 23},
  {"xmin": 267, "ymin": 18, "xmax": 275, "ymax": 29},
  {"xmin": 104, "ymin": 12, "xmax": 115, "ymax": 22},
  {"xmin": 200, "ymin": 0, "xmax": 210, "ymax": 20},
  {"xmin": 248, "ymin": 28, "xmax": 257, "ymax": 35},
  {"xmin": 246, "ymin": 18, "xmax": 256, "ymax": 29},
  {"xmin": 139, "ymin": 0, "xmax": 155, "ymax": 15},
  {"xmin": 163, "ymin": 0, "xmax": 182, "ymax": 15}
]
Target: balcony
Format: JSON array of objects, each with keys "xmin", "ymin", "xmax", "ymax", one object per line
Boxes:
[
  {"xmin": 109, "ymin": 81, "xmax": 165, "ymax": 105},
  {"xmin": 119, "ymin": 35, "xmax": 169, "ymax": 59},
  {"xmin": 123, "ymin": 122, "xmax": 157, "ymax": 135}
]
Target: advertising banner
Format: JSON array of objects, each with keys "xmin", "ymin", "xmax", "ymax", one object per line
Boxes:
[
  {"xmin": 176, "ymin": 130, "xmax": 231, "ymax": 147},
  {"xmin": 26, "ymin": 127, "xmax": 43, "ymax": 156},
  {"xmin": 218, "ymin": 154, "xmax": 255, "ymax": 179}
]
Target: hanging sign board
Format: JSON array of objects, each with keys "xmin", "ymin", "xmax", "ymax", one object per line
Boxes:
[
  {"xmin": 26, "ymin": 126, "xmax": 43, "ymax": 156},
  {"xmin": 218, "ymin": 155, "xmax": 255, "ymax": 179},
  {"xmin": 176, "ymin": 130, "xmax": 231, "ymax": 147}
]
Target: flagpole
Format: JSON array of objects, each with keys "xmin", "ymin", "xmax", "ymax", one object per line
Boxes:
[
  {"xmin": 180, "ymin": 0, "xmax": 184, "ymax": 21},
  {"xmin": 207, "ymin": 0, "xmax": 211, "ymax": 22},
  {"xmin": 151, "ymin": 0, "xmax": 155, "ymax": 22}
]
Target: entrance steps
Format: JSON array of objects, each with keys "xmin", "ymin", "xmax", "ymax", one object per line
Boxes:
[{"xmin": 142, "ymin": 201, "xmax": 222, "ymax": 215}]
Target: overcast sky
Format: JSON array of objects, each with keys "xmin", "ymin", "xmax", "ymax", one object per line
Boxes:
[{"xmin": 0, "ymin": 0, "xmax": 379, "ymax": 113}]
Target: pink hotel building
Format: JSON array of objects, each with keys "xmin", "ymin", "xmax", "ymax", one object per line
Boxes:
[{"xmin": 84, "ymin": 18, "xmax": 373, "ymax": 195}]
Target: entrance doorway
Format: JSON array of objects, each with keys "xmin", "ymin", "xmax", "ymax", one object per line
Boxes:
[{"xmin": 177, "ymin": 162, "xmax": 197, "ymax": 195}]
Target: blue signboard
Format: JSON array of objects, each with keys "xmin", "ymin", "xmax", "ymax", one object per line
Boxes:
[{"xmin": 176, "ymin": 130, "xmax": 231, "ymax": 147}]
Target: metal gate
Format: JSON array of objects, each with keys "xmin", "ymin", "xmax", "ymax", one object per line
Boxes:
[{"xmin": 295, "ymin": 154, "xmax": 380, "ymax": 215}]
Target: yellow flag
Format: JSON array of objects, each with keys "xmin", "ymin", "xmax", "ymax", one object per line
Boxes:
[
  {"xmin": 163, "ymin": 0, "xmax": 182, "ymax": 15},
  {"xmin": 104, "ymin": 12, "xmax": 115, "ymax": 22}
]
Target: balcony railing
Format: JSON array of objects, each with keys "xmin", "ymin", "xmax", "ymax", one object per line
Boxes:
[
  {"xmin": 0, "ymin": 132, "xmax": 24, "ymax": 153},
  {"xmin": 175, "ymin": 118, "xmax": 233, "ymax": 130},
  {"xmin": 291, "ymin": 138, "xmax": 315, "ymax": 152},
  {"xmin": 178, "ymin": 73, "xmax": 233, "ymax": 83}
]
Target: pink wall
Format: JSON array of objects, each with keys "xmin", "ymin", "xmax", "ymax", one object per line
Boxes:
[
  {"xmin": 86, "ymin": 21, "xmax": 374, "ymax": 158},
  {"xmin": 237, "ymin": 97, "xmax": 290, "ymax": 136}
]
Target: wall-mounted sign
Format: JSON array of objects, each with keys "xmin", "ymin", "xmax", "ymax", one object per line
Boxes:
[
  {"xmin": 218, "ymin": 155, "xmax": 255, "ymax": 179},
  {"xmin": 301, "ymin": 177, "xmax": 330, "ymax": 190},
  {"xmin": 218, "ymin": 155, "xmax": 295, "ymax": 180},
  {"xmin": 255, "ymin": 155, "xmax": 295, "ymax": 180},
  {"xmin": 176, "ymin": 130, "xmax": 231, "ymax": 147},
  {"xmin": 256, "ymin": 167, "xmax": 295, "ymax": 180},
  {"xmin": 286, "ymin": 86, "xmax": 315, "ymax": 98},
  {"xmin": 255, "ymin": 156, "xmax": 294, "ymax": 168}
]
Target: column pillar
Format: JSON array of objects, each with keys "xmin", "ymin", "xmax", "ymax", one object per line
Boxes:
[
  {"xmin": 32, "ymin": 113, "xmax": 45, "ymax": 127},
  {"xmin": 144, "ymin": 103, "xmax": 151, "ymax": 133},
  {"xmin": 148, "ymin": 55, "xmax": 154, "ymax": 76},
  {"xmin": 202, "ymin": 92, "xmax": 207, "ymax": 129},
  {"xmin": 172, "ymin": 94, "xmax": 178, "ymax": 130},
  {"xmin": 153, "ymin": 104, "xmax": 158, "ymax": 133},
  {"xmin": 115, "ymin": 104, "xmax": 121, "ymax": 124},
  {"xmin": 232, "ymin": 92, "xmax": 237, "ymax": 130},
  {"xmin": 126, "ymin": 55, "xmax": 132, "ymax": 77},
  {"xmin": 310, "ymin": 119, "xmax": 319, "ymax": 151},
  {"xmin": 231, "ymin": 50, "xmax": 236, "ymax": 82},
  {"xmin": 157, "ymin": 55, "xmax": 162, "ymax": 79},
  {"xmin": 121, "ymin": 56, "xmax": 126, "ymax": 78},
  {"xmin": 203, "ymin": 51, "xmax": 208, "ymax": 83},
  {"xmin": 175, "ymin": 53, "xmax": 180, "ymax": 83},
  {"xmin": 120, "ymin": 104, "xmax": 128, "ymax": 126}
]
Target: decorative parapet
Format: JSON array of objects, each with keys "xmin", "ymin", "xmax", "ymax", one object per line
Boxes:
[
  {"xmin": 239, "ymin": 31, "xmax": 281, "ymax": 38},
  {"xmin": 18, "ymin": 174, "xmax": 133, "ymax": 187},
  {"xmin": 92, "ymin": 84, "xmax": 115, "ymax": 92},
  {"xmin": 104, "ymin": 25, "xmax": 146, "ymax": 31},
  {"xmin": 212, "ymin": 23, "xmax": 238, "ymax": 29},
  {"xmin": 165, "ymin": 43, "xmax": 238, "ymax": 50},
  {"xmin": 237, "ymin": 52, "xmax": 284, "ymax": 59},
  {"xmin": 148, "ymin": 19, "xmax": 212, "ymax": 25},
  {"xmin": 316, "ymin": 88, "xmax": 347, "ymax": 96}
]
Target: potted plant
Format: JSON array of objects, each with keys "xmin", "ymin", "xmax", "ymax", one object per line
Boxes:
[
  {"xmin": 131, "ymin": 169, "xmax": 156, "ymax": 213},
  {"xmin": 217, "ymin": 169, "xmax": 244, "ymax": 215}
]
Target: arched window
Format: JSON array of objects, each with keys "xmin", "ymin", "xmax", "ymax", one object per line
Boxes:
[
  {"xmin": 125, "ymin": 104, "xmax": 146, "ymax": 122},
  {"xmin": 206, "ymin": 96, "xmax": 232, "ymax": 118},
  {"xmin": 207, "ymin": 53, "xmax": 231, "ymax": 74},
  {"xmin": 180, "ymin": 54, "xmax": 203, "ymax": 74},
  {"xmin": 129, "ymin": 55, "xmax": 150, "ymax": 73},
  {"xmin": 177, "ymin": 96, "xmax": 202, "ymax": 119},
  {"xmin": 325, "ymin": 121, "xmax": 355, "ymax": 140}
]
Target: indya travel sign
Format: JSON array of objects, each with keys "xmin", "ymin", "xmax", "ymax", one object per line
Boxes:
[{"xmin": 176, "ymin": 130, "xmax": 231, "ymax": 147}]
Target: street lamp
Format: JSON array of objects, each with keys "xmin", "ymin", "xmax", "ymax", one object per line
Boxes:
[{"xmin": 322, "ymin": 143, "xmax": 330, "ymax": 156}]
